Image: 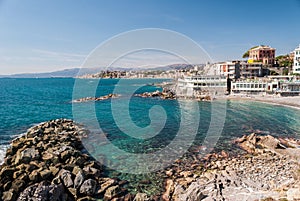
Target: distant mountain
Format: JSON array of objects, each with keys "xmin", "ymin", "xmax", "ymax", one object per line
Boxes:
[
  {"xmin": 0, "ymin": 68, "xmax": 80, "ymax": 78},
  {"xmin": 0, "ymin": 64, "xmax": 202, "ymax": 78},
  {"xmin": 0, "ymin": 68, "xmax": 105, "ymax": 78}
]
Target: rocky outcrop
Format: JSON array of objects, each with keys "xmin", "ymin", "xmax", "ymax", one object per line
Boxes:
[
  {"xmin": 167, "ymin": 134, "xmax": 300, "ymax": 201},
  {"xmin": 72, "ymin": 94, "xmax": 120, "ymax": 103},
  {"xmin": 134, "ymin": 90, "xmax": 176, "ymax": 100},
  {"xmin": 0, "ymin": 119, "xmax": 132, "ymax": 201},
  {"xmin": 1, "ymin": 120, "xmax": 300, "ymax": 201},
  {"xmin": 235, "ymin": 133, "xmax": 300, "ymax": 162}
]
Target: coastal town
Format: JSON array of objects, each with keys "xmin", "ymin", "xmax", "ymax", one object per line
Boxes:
[
  {"xmin": 1, "ymin": 1, "xmax": 300, "ymax": 201},
  {"xmin": 78, "ymin": 45, "xmax": 300, "ymax": 99}
]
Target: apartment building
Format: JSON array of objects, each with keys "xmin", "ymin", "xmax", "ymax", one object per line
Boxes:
[{"xmin": 248, "ymin": 46, "xmax": 276, "ymax": 65}]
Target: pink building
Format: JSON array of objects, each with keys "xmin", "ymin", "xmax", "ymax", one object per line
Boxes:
[{"xmin": 248, "ymin": 46, "xmax": 276, "ymax": 65}]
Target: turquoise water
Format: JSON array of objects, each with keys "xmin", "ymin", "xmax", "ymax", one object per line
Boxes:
[{"xmin": 1, "ymin": 78, "xmax": 300, "ymax": 158}]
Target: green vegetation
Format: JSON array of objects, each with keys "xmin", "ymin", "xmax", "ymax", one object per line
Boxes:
[
  {"xmin": 242, "ymin": 51, "xmax": 249, "ymax": 58},
  {"xmin": 276, "ymin": 54, "xmax": 293, "ymax": 67},
  {"xmin": 282, "ymin": 68, "xmax": 289, "ymax": 75}
]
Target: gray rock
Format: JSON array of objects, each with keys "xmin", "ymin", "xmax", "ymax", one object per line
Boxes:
[
  {"xmin": 79, "ymin": 179, "xmax": 97, "ymax": 196},
  {"xmin": 18, "ymin": 181, "xmax": 66, "ymax": 201},
  {"xmin": 15, "ymin": 148, "xmax": 40, "ymax": 164},
  {"xmin": 59, "ymin": 169, "xmax": 73, "ymax": 188},
  {"xmin": 74, "ymin": 170, "xmax": 85, "ymax": 188}
]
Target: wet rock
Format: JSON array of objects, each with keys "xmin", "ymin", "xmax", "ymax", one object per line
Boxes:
[
  {"xmin": 97, "ymin": 178, "xmax": 117, "ymax": 194},
  {"xmin": 104, "ymin": 185, "xmax": 122, "ymax": 200}
]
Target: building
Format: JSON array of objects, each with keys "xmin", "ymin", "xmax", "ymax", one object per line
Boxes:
[
  {"xmin": 176, "ymin": 75, "xmax": 227, "ymax": 97},
  {"xmin": 293, "ymin": 44, "xmax": 300, "ymax": 74},
  {"xmin": 215, "ymin": 61, "xmax": 266, "ymax": 79},
  {"xmin": 231, "ymin": 76, "xmax": 300, "ymax": 96},
  {"xmin": 248, "ymin": 46, "xmax": 276, "ymax": 65},
  {"xmin": 231, "ymin": 80, "xmax": 270, "ymax": 95}
]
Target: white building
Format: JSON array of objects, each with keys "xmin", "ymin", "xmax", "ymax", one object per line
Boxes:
[
  {"xmin": 293, "ymin": 45, "xmax": 300, "ymax": 74},
  {"xmin": 176, "ymin": 75, "xmax": 227, "ymax": 97}
]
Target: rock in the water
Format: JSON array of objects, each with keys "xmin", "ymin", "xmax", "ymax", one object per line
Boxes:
[{"xmin": 104, "ymin": 185, "xmax": 122, "ymax": 200}]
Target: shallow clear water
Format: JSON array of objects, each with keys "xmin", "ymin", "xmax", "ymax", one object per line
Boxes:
[
  {"xmin": 1, "ymin": 78, "xmax": 300, "ymax": 151},
  {"xmin": 1, "ymin": 77, "xmax": 300, "ymax": 195}
]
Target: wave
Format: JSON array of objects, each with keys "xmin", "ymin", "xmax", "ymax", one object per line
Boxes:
[
  {"xmin": 0, "ymin": 132, "xmax": 26, "ymax": 165},
  {"xmin": 0, "ymin": 144, "xmax": 9, "ymax": 165}
]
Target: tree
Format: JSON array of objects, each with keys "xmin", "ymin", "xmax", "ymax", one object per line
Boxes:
[
  {"xmin": 242, "ymin": 51, "xmax": 249, "ymax": 58},
  {"xmin": 275, "ymin": 54, "xmax": 293, "ymax": 67}
]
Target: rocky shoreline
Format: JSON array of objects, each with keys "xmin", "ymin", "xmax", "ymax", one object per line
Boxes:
[
  {"xmin": 0, "ymin": 120, "xmax": 299, "ymax": 201},
  {"xmin": 0, "ymin": 119, "xmax": 137, "ymax": 201},
  {"xmin": 134, "ymin": 90, "xmax": 176, "ymax": 100},
  {"xmin": 72, "ymin": 94, "xmax": 120, "ymax": 103},
  {"xmin": 164, "ymin": 134, "xmax": 300, "ymax": 201}
]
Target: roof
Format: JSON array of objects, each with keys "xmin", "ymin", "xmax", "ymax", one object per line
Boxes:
[{"xmin": 250, "ymin": 46, "xmax": 275, "ymax": 51}]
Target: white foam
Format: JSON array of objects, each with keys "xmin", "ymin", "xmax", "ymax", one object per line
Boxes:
[{"xmin": 0, "ymin": 144, "xmax": 9, "ymax": 165}]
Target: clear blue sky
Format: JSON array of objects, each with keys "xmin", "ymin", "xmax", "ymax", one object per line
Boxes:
[{"xmin": 0, "ymin": 0, "xmax": 300, "ymax": 74}]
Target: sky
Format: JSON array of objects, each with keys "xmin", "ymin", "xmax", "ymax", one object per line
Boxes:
[{"xmin": 0, "ymin": 0, "xmax": 300, "ymax": 74}]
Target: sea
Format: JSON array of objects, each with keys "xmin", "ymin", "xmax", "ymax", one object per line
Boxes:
[{"xmin": 1, "ymin": 78, "xmax": 300, "ymax": 193}]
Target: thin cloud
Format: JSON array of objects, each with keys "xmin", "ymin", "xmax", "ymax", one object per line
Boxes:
[{"xmin": 32, "ymin": 49, "xmax": 87, "ymax": 58}]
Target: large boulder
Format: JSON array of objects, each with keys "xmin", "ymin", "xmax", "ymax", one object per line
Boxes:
[{"xmin": 17, "ymin": 181, "xmax": 67, "ymax": 201}]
